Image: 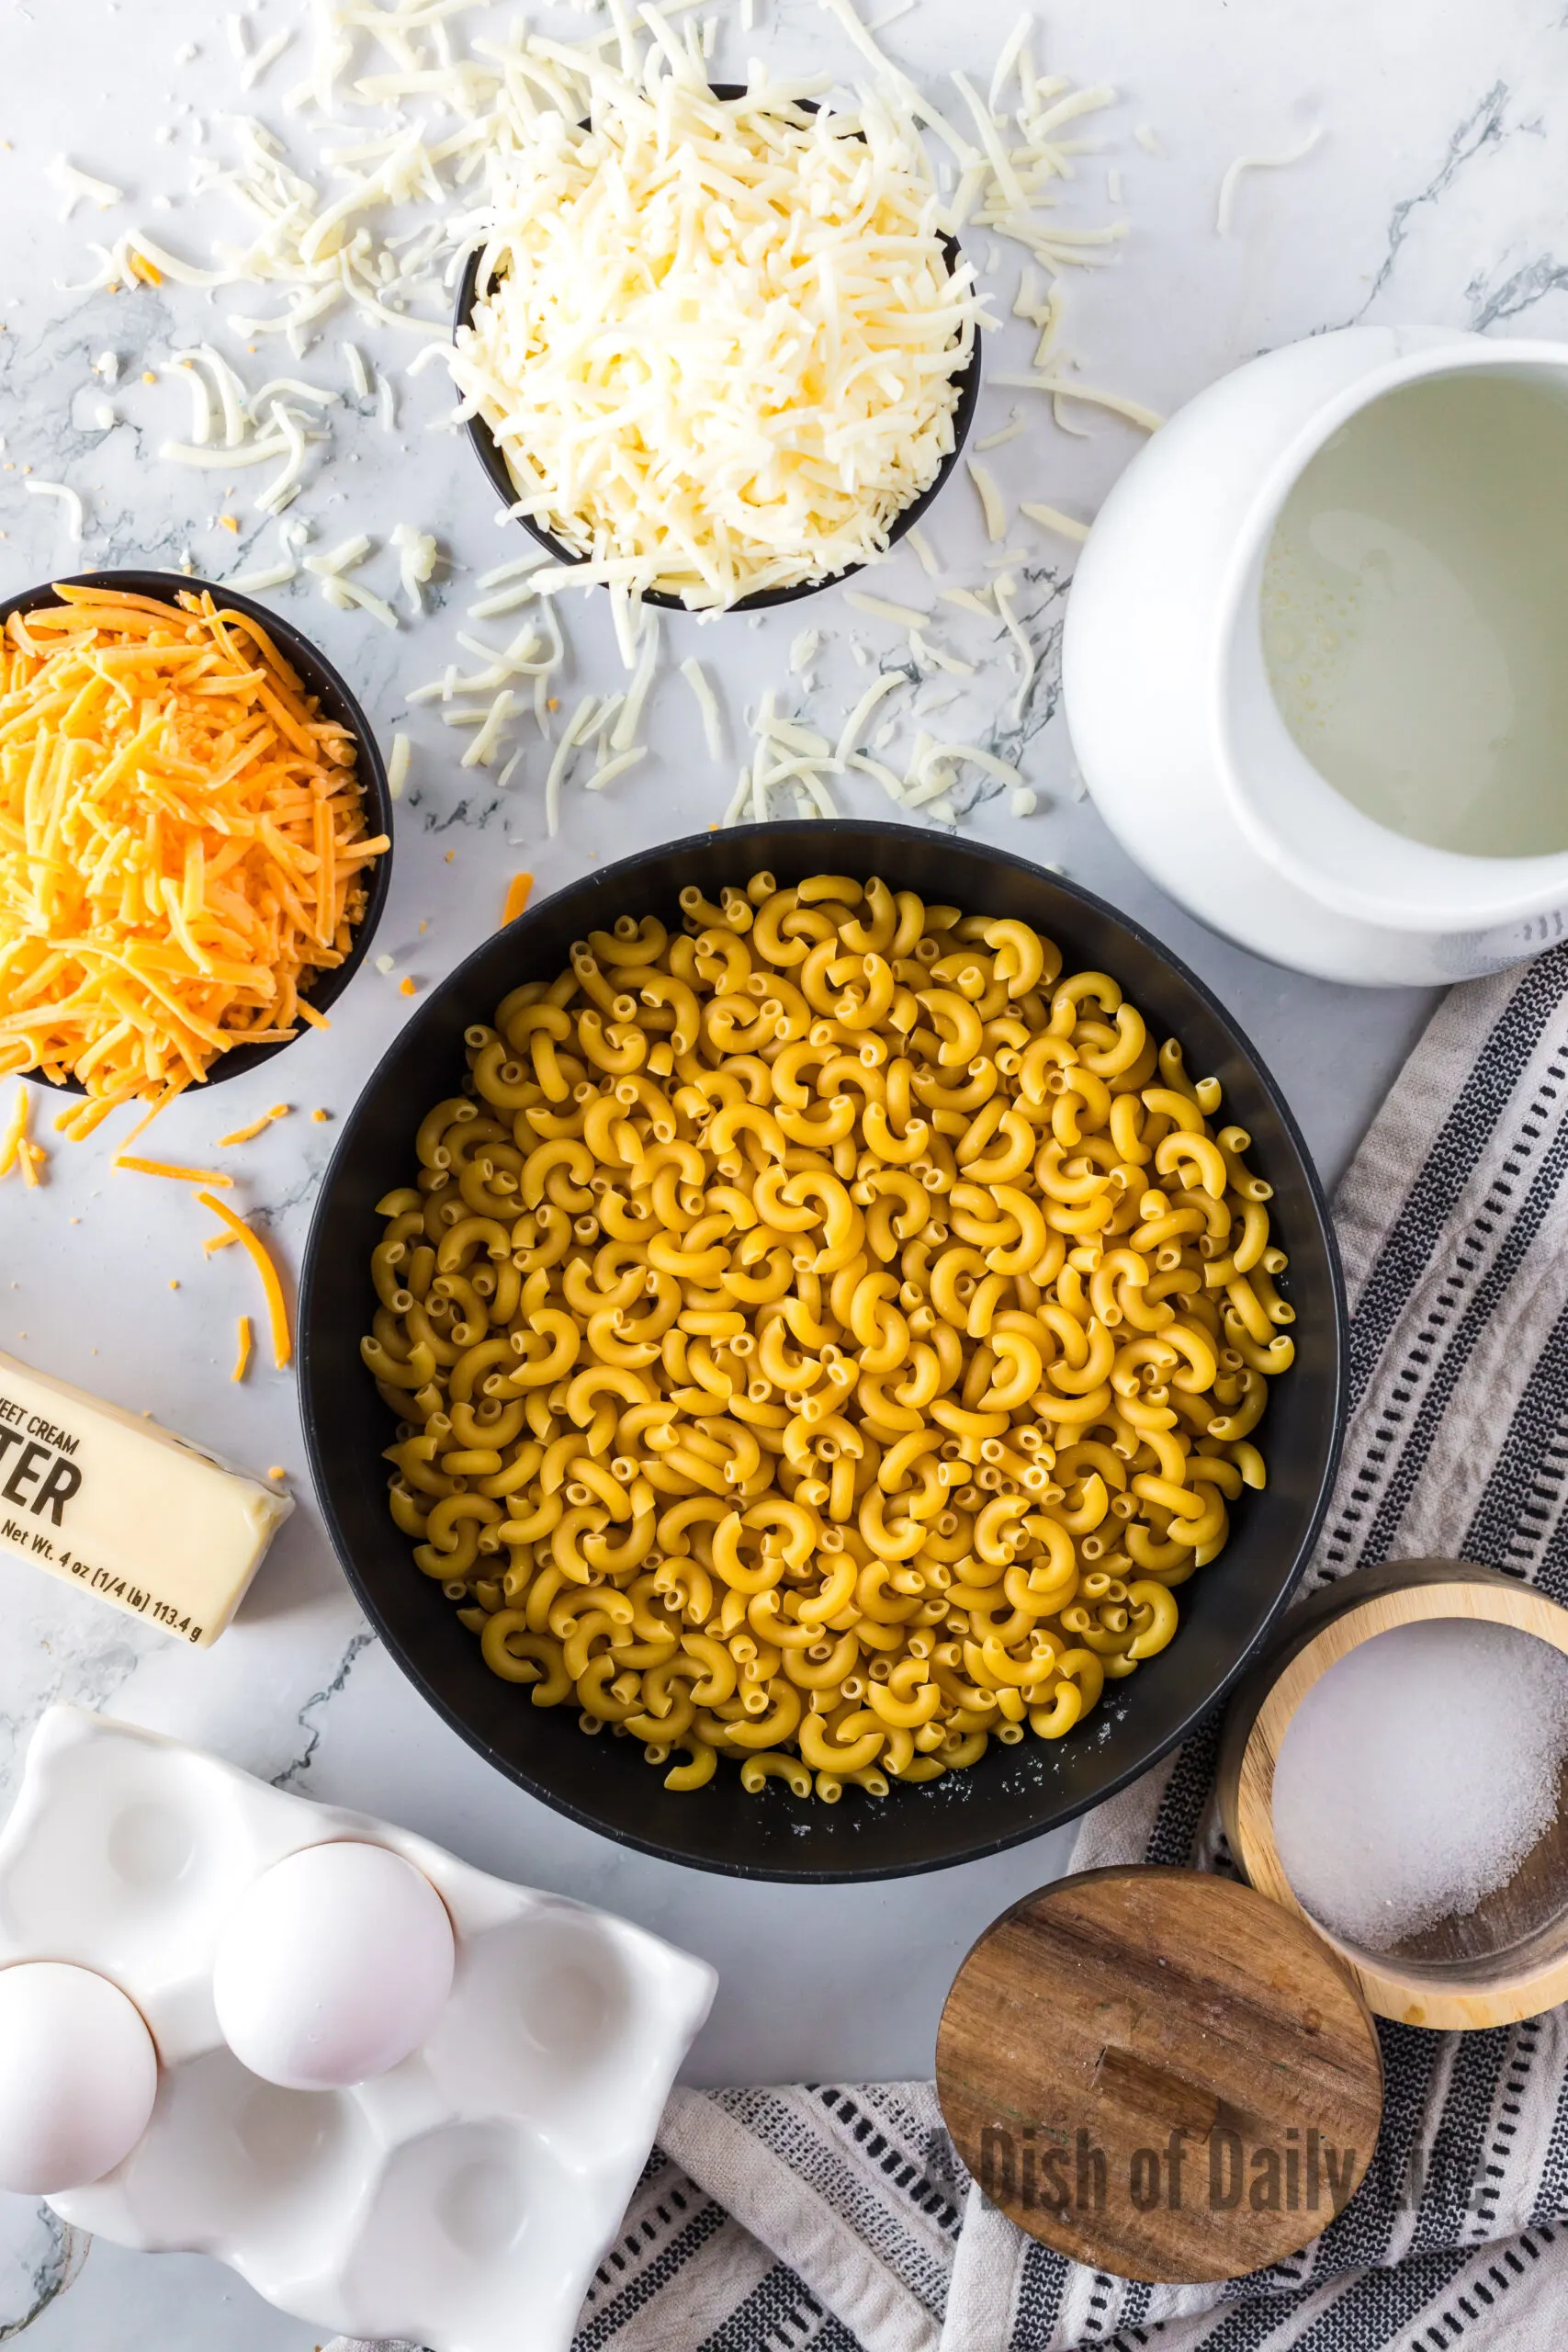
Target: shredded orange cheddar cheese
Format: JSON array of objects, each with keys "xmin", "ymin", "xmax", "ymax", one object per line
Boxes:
[
  {"xmin": 231, "ymin": 1314, "xmax": 252, "ymax": 1383},
  {"xmin": 501, "ymin": 871, "xmax": 533, "ymax": 926},
  {"xmin": 115, "ymin": 1154, "xmax": 233, "ymax": 1186},
  {"xmin": 0, "ymin": 1081, "xmax": 27, "ymax": 1176},
  {"xmin": 218, "ymin": 1102, "xmax": 290, "ymax": 1147},
  {"xmin": 197, "ymin": 1191, "xmax": 291, "ymax": 1367},
  {"xmin": 0, "ymin": 585, "xmax": 389, "ymax": 1137}
]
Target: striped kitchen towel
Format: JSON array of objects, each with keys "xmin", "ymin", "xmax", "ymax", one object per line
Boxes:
[{"xmin": 330, "ymin": 944, "xmax": 1568, "ymax": 2352}]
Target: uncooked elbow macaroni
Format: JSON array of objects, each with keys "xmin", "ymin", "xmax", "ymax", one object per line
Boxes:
[{"xmin": 364, "ymin": 874, "xmax": 1295, "ymax": 1801}]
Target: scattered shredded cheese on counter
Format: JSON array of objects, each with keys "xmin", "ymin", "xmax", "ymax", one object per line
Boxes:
[
  {"xmin": 834, "ymin": 671, "xmax": 904, "ymax": 768},
  {"xmin": 905, "ymin": 526, "xmax": 941, "ymax": 576},
  {"xmin": 0, "ymin": 1084, "xmax": 32, "ymax": 1179},
  {"xmin": 1021, "ymin": 498, "xmax": 1090, "ymax": 543},
  {"xmin": 52, "ymin": 0, "xmax": 1158, "ymax": 849},
  {"xmin": 992, "ymin": 373, "xmax": 1165, "ymax": 432},
  {"xmin": 1216, "ymin": 128, "xmax": 1324, "ymax": 235},
  {"xmin": 965, "ymin": 457, "xmax": 1008, "ymax": 542},
  {"xmin": 198, "ymin": 1191, "xmax": 291, "ymax": 1366},
  {"xmin": 501, "ymin": 873, "xmax": 533, "ymax": 926},
  {"xmin": 115, "ymin": 1156, "xmax": 234, "ymax": 1186},
  {"xmin": 389, "ymin": 525, "xmax": 438, "ymax": 614},
  {"xmin": 231, "ymin": 1315, "xmax": 252, "ymax": 1383},
  {"xmin": 680, "ymin": 661, "xmax": 725, "ymax": 762},
  {"xmin": 844, "ymin": 591, "xmax": 932, "ymax": 630},
  {"xmin": 25, "ymin": 481, "xmax": 85, "ymax": 539},
  {"xmin": 48, "ymin": 156, "xmax": 124, "ymax": 219},
  {"xmin": 218, "ymin": 1103, "xmax": 290, "ymax": 1148},
  {"xmin": 993, "ymin": 571, "xmax": 1037, "ymax": 718}
]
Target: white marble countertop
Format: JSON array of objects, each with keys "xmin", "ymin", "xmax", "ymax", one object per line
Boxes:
[{"xmin": 2, "ymin": 0, "xmax": 1562, "ymax": 2337}]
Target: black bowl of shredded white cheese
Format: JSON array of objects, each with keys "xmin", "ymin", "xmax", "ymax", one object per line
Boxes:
[{"xmin": 451, "ymin": 84, "xmax": 983, "ymax": 614}]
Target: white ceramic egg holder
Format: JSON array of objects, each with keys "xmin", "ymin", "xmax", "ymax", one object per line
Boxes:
[{"xmin": 0, "ymin": 1707, "xmax": 716, "ymax": 2352}]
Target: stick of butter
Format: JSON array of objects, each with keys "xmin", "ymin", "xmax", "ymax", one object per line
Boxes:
[{"xmin": 0, "ymin": 1349, "xmax": 292, "ymax": 1646}]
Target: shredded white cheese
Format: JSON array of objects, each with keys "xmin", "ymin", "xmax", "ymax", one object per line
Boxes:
[
  {"xmin": 545, "ymin": 695, "xmax": 600, "ymax": 837},
  {"xmin": 845, "ymin": 590, "xmax": 932, "ymax": 630},
  {"xmin": 966, "ymin": 458, "xmax": 1008, "ymax": 543},
  {"xmin": 680, "ymin": 659, "xmax": 725, "ymax": 763},
  {"xmin": 468, "ymin": 578, "xmax": 541, "ymax": 620},
  {"xmin": 225, "ymin": 559, "xmax": 297, "ymax": 592},
  {"xmin": 389, "ymin": 523, "xmax": 438, "ymax": 613},
  {"xmin": 1021, "ymin": 499, "xmax": 1089, "ymax": 544},
  {"xmin": 170, "ymin": 357, "xmax": 214, "ymax": 447},
  {"xmin": 1216, "ymin": 128, "xmax": 1324, "ymax": 236},
  {"xmin": 992, "ymin": 373, "xmax": 1164, "ymax": 433},
  {"xmin": 324, "ymin": 572, "xmax": 399, "ymax": 629},
  {"xmin": 244, "ymin": 29, "xmax": 292, "ymax": 90},
  {"xmin": 25, "ymin": 481, "xmax": 85, "ymax": 538},
  {"xmin": 612, "ymin": 616, "xmax": 660, "ymax": 753},
  {"xmin": 449, "ymin": 64, "xmax": 981, "ymax": 610},
  {"xmin": 992, "ymin": 571, "xmax": 1036, "ymax": 719},
  {"xmin": 583, "ymin": 745, "xmax": 647, "ymax": 795},
  {"xmin": 477, "ymin": 551, "xmax": 549, "ymax": 591},
  {"xmin": 910, "ymin": 632, "xmax": 975, "ymax": 679},
  {"xmin": 848, "ymin": 752, "xmax": 907, "ymax": 803},
  {"xmin": 303, "ymin": 534, "xmax": 372, "ymax": 578},
  {"xmin": 462, "ymin": 690, "xmax": 517, "ymax": 769},
  {"xmin": 905, "ymin": 526, "xmax": 941, "ymax": 578},
  {"xmin": 388, "ymin": 733, "xmax": 412, "ymax": 800},
  {"xmin": 906, "ymin": 737, "xmax": 1023, "ymax": 807},
  {"xmin": 834, "ymin": 672, "xmax": 904, "ymax": 769},
  {"xmin": 255, "ymin": 403, "xmax": 311, "ymax": 515},
  {"xmin": 48, "ymin": 157, "xmax": 124, "ymax": 219}
]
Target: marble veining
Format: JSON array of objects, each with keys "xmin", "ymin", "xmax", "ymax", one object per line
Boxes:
[{"xmin": 1, "ymin": 0, "xmax": 1562, "ymax": 2338}]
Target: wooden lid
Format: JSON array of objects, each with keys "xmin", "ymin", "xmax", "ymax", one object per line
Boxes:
[{"xmin": 935, "ymin": 1866, "xmax": 1384, "ymax": 2284}]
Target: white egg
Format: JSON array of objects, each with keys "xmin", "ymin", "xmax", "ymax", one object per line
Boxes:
[
  {"xmin": 213, "ymin": 1841, "xmax": 456, "ymax": 2090},
  {"xmin": 0, "ymin": 1962, "xmax": 159, "ymax": 2195}
]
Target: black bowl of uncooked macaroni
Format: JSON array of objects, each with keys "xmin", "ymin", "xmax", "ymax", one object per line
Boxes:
[{"xmin": 299, "ymin": 822, "xmax": 1347, "ymax": 1882}]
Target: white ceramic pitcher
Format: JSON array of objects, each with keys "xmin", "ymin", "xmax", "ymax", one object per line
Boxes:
[{"xmin": 1061, "ymin": 324, "xmax": 1568, "ymax": 986}]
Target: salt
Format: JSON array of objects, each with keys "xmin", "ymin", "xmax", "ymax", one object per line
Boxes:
[{"xmin": 1271, "ymin": 1616, "xmax": 1568, "ymax": 1953}]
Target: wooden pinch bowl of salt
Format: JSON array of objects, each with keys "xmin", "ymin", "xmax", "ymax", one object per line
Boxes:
[{"xmin": 1217, "ymin": 1562, "xmax": 1568, "ymax": 2031}]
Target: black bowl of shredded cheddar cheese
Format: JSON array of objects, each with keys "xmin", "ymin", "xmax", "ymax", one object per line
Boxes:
[
  {"xmin": 452, "ymin": 82, "xmax": 984, "ymax": 614},
  {"xmin": 0, "ymin": 571, "xmax": 392, "ymax": 1136},
  {"xmin": 300, "ymin": 821, "xmax": 1347, "ymax": 1883}
]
